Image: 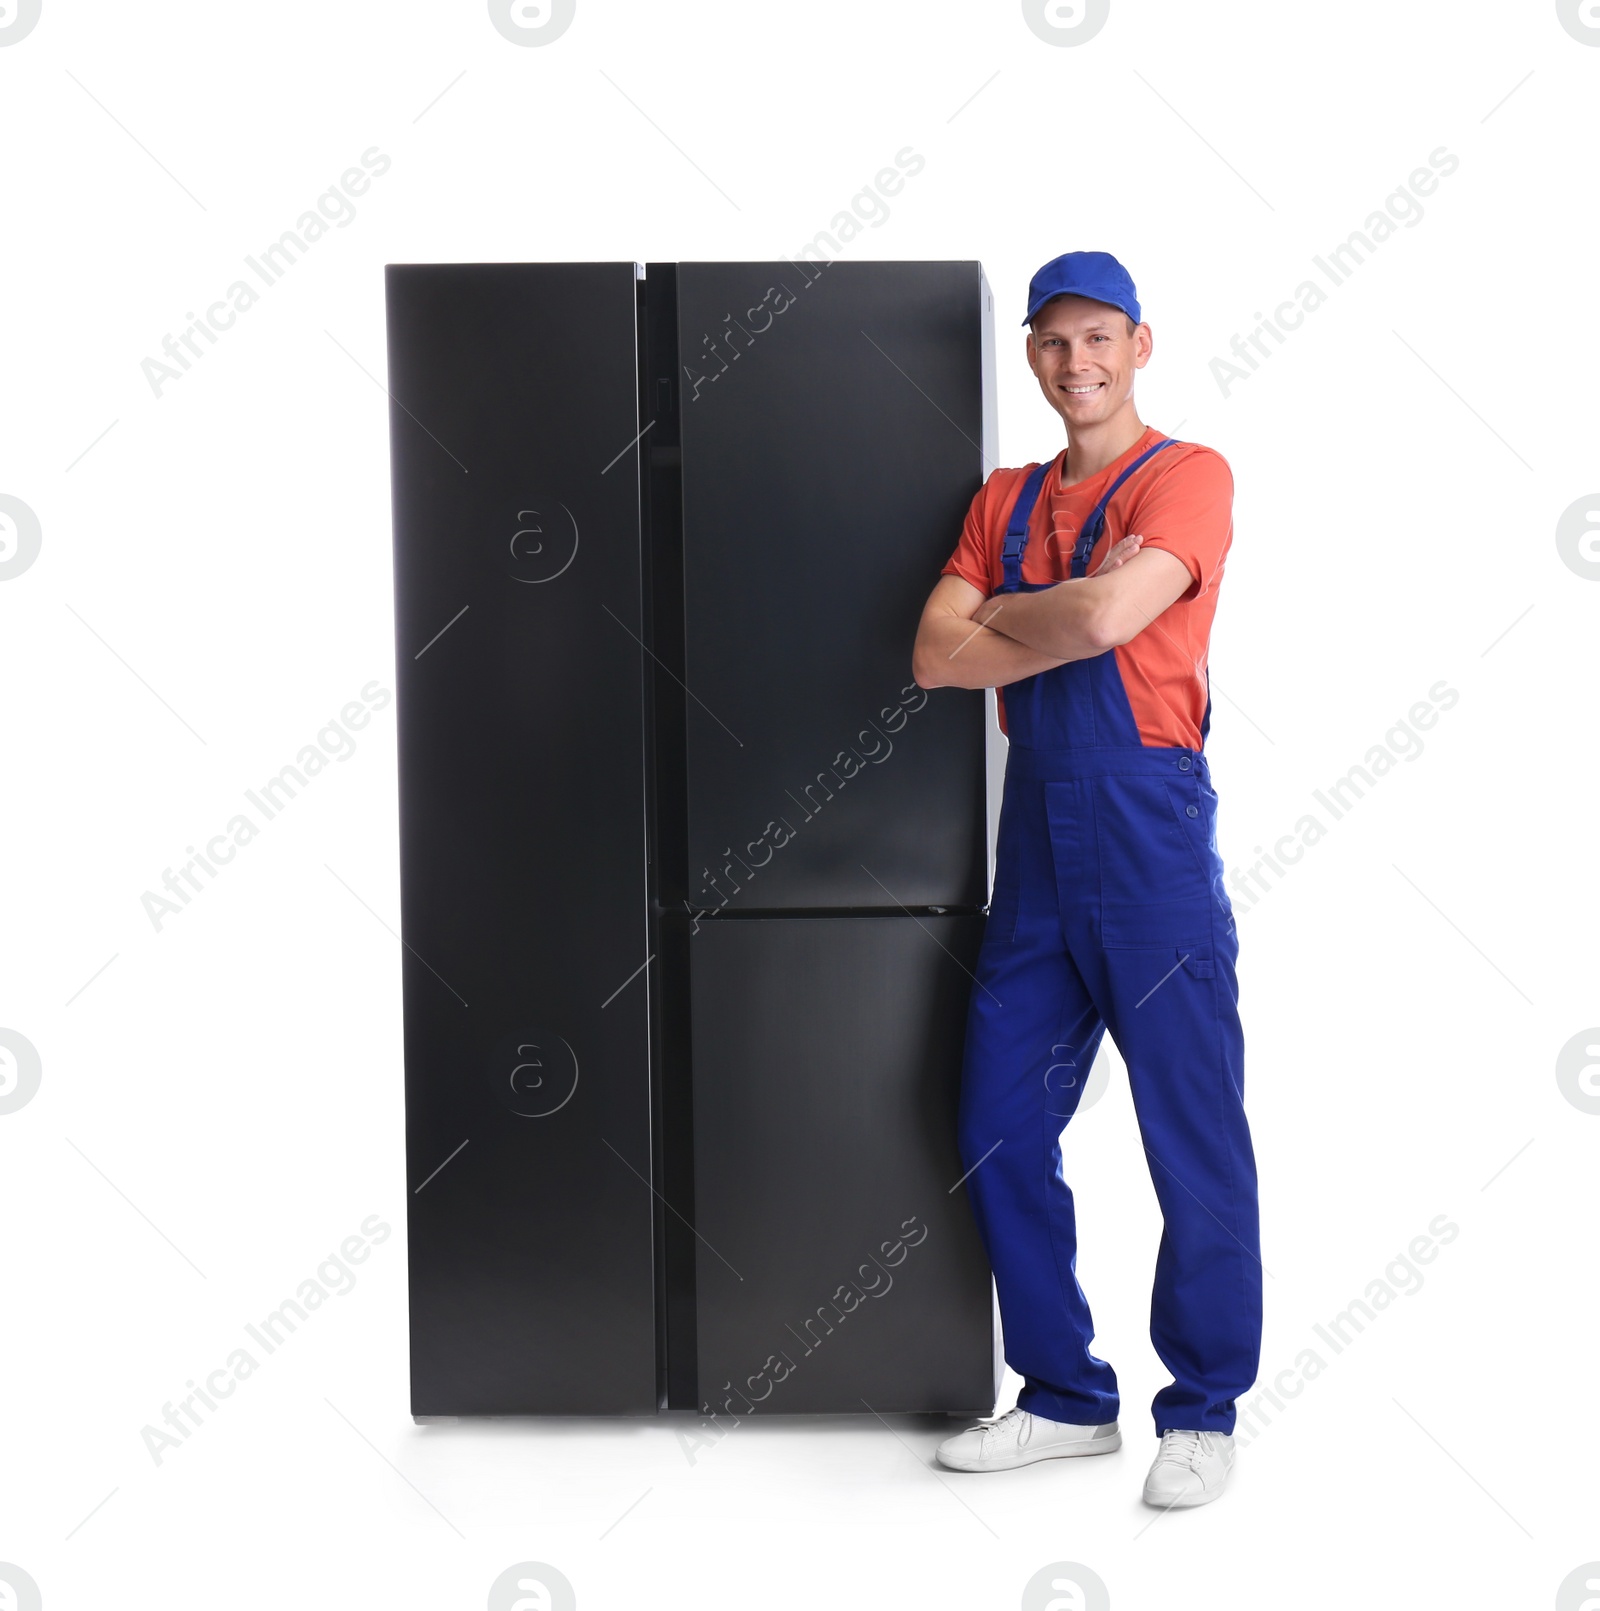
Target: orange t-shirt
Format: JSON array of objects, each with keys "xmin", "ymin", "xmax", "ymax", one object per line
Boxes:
[{"xmin": 940, "ymin": 425, "xmax": 1234, "ymax": 748}]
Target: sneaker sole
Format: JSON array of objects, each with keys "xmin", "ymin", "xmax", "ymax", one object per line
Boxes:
[
  {"xmin": 1141, "ymin": 1466, "xmax": 1234, "ymax": 1509},
  {"xmin": 937, "ymin": 1428, "xmax": 1122, "ymax": 1472}
]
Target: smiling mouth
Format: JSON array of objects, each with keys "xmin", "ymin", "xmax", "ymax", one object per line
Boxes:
[{"xmin": 1061, "ymin": 382, "xmax": 1106, "ymax": 397}]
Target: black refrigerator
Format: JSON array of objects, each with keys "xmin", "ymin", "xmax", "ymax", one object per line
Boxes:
[{"xmin": 385, "ymin": 258, "xmax": 999, "ymax": 1419}]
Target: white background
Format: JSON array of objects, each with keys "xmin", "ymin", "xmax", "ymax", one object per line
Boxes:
[{"xmin": 2, "ymin": 2, "xmax": 1596, "ymax": 1608}]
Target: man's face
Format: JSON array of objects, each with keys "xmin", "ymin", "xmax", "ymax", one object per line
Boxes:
[{"xmin": 1026, "ymin": 295, "xmax": 1151, "ymax": 428}]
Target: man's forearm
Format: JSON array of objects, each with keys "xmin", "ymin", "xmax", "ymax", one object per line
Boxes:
[
  {"xmin": 913, "ymin": 615, "xmax": 1067, "ymax": 690},
  {"xmin": 976, "ymin": 578, "xmax": 1111, "ymax": 661}
]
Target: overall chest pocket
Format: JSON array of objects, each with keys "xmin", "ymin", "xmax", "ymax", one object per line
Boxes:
[{"xmin": 1093, "ymin": 773, "xmax": 1216, "ymax": 948}]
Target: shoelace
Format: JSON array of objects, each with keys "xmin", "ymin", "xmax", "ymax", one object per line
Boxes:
[
  {"xmin": 980, "ymin": 1406, "xmax": 1031, "ymax": 1449},
  {"xmin": 1156, "ymin": 1429, "xmax": 1214, "ymax": 1469}
]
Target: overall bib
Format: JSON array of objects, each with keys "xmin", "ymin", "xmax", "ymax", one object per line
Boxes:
[{"xmin": 957, "ymin": 438, "xmax": 1262, "ymax": 1437}]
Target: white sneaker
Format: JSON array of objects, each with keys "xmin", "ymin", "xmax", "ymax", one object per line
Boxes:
[
  {"xmin": 1141, "ymin": 1429, "xmax": 1236, "ymax": 1508},
  {"xmin": 936, "ymin": 1406, "xmax": 1121, "ymax": 1472}
]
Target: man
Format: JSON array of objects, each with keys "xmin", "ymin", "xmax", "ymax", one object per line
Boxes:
[{"xmin": 912, "ymin": 251, "xmax": 1260, "ymax": 1510}]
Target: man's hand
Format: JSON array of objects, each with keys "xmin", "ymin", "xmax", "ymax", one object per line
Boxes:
[
  {"xmin": 912, "ymin": 533, "xmax": 1191, "ymax": 690},
  {"xmin": 976, "ymin": 541, "xmax": 1194, "ymax": 661},
  {"xmin": 1092, "ymin": 532, "xmax": 1144, "ymax": 576}
]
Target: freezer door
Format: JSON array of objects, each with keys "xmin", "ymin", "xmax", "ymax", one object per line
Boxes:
[
  {"xmin": 386, "ymin": 263, "xmax": 657, "ymax": 1413},
  {"xmin": 689, "ymin": 914, "xmax": 997, "ymax": 1415},
  {"xmin": 673, "ymin": 261, "xmax": 991, "ymax": 913}
]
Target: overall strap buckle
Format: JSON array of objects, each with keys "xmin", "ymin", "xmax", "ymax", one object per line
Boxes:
[
  {"xmin": 1069, "ymin": 436, "xmax": 1184, "ymax": 578},
  {"xmin": 998, "ymin": 459, "xmax": 1052, "ymax": 593}
]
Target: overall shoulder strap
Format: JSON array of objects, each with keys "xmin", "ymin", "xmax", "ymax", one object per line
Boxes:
[
  {"xmin": 998, "ymin": 459, "xmax": 1053, "ymax": 593},
  {"xmin": 1070, "ymin": 436, "xmax": 1183, "ymax": 577}
]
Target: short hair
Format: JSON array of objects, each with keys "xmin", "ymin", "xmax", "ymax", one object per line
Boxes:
[{"xmin": 1029, "ymin": 311, "xmax": 1138, "ymax": 337}]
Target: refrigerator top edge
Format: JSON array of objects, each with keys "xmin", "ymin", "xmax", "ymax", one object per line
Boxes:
[
  {"xmin": 383, "ymin": 259, "xmax": 986, "ymax": 273},
  {"xmin": 673, "ymin": 258, "xmax": 987, "ymax": 269},
  {"xmin": 382, "ymin": 260, "xmax": 643, "ymax": 272}
]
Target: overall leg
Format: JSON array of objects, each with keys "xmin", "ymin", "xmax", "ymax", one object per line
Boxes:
[
  {"xmin": 1097, "ymin": 930, "xmax": 1259, "ymax": 1435},
  {"xmin": 1070, "ymin": 771, "xmax": 1262, "ymax": 1436},
  {"xmin": 957, "ymin": 778, "xmax": 1119, "ymax": 1427}
]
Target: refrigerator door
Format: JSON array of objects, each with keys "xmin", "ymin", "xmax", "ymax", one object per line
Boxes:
[
  {"xmin": 689, "ymin": 914, "xmax": 997, "ymax": 1415},
  {"xmin": 672, "ymin": 261, "xmax": 991, "ymax": 914},
  {"xmin": 386, "ymin": 263, "xmax": 657, "ymax": 1413}
]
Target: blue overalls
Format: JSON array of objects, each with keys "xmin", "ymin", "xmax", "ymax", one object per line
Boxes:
[{"xmin": 956, "ymin": 438, "xmax": 1262, "ymax": 1437}]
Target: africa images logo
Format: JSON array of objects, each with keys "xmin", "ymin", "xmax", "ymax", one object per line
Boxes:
[
  {"xmin": 1021, "ymin": 1561, "xmax": 1110, "ymax": 1611},
  {"xmin": 488, "ymin": 0, "xmax": 576, "ymax": 46},
  {"xmin": 0, "ymin": 494, "xmax": 42, "ymax": 580},
  {"xmin": 1556, "ymin": 494, "xmax": 1600, "ymax": 580},
  {"xmin": 0, "ymin": 1565, "xmax": 42, "ymax": 1611},
  {"xmin": 1022, "ymin": 0, "xmax": 1110, "ymax": 47},
  {"xmin": 0, "ymin": 0, "xmax": 43, "ymax": 46},
  {"xmin": 1556, "ymin": 0, "xmax": 1600, "ymax": 44},
  {"xmin": 486, "ymin": 1562, "xmax": 577, "ymax": 1610}
]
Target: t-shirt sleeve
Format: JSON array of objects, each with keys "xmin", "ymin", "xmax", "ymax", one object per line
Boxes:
[
  {"xmin": 939, "ymin": 473, "xmax": 1005, "ymax": 596},
  {"xmin": 1127, "ymin": 448, "xmax": 1234, "ymax": 602}
]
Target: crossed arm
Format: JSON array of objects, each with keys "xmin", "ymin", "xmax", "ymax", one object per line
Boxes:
[{"xmin": 910, "ymin": 537, "xmax": 1196, "ymax": 691}]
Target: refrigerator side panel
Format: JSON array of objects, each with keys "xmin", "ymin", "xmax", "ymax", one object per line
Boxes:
[
  {"xmin": 385, "ymin": 262, "xmax": 656, "ymax": 1414},
  {"xmin": 675, "ymin": 260, "xmax": 989, "ymax": 913},
  {"xmin": 977, "ymin": 267, "xmax": 1008, "ymax": 899},
  {"xmin": 689, "ymin": 915, "xmax": 995, "ymax": 1414}
]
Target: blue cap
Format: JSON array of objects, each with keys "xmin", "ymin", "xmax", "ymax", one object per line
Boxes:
[{"xmin": 1022, "ymin": 250, "xmax": 1141, "ymax": 327}]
